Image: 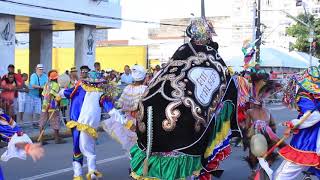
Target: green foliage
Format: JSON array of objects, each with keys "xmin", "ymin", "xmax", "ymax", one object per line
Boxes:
[{"xmin": 287, "ymin": 14, "xmax": 320, "ymax": 58}]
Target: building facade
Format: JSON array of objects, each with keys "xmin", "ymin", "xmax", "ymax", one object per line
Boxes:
[{"xmin": 0, "ymin": 0, "xmax": 121, "ymax": 75}]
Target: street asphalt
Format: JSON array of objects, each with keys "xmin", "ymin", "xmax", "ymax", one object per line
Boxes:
[{"xmin": 0, "ymin": 104, "xmax": 317, "ymax": 180}]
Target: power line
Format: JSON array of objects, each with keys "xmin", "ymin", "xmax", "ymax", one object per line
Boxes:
[
  {"xmin": 1, "ymin": 0, "xmax": 263, "ymax": 30},
  {"xmin": 0, "ymin": 0, "xmax": 186, "ymax": 27}
]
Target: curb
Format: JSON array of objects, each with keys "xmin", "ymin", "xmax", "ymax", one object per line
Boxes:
[
  {"xmin": 29, "ymin": 127, "xmax": 105, "ymax": 142},
  {"xmin": 30, "ymin": 129, "xmax": 73, "ymax": 142}
]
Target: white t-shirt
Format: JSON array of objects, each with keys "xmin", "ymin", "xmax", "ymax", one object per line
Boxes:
[{"xmin": 18, "ymin": 84, "xmax": 29, "ymax": 102}]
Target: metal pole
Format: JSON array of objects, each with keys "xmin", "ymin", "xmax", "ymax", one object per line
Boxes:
[
  {"xmin": 255, "ymin": 0, "xmax": 261, "ymax": 63},
  {"xmin": 201, "ymin": 0, "xmax": 205, "ymax": 18},
  {"xmin": 252, "ymin": 1, "xmax": 257, "ymax": 42},
  {"xmin": 252, "ymin": 1, "xmax": 257, "ymax": 62},
  {"xmin": 146, "ymin": 45, "xmax": 149, "ymax": 69}
]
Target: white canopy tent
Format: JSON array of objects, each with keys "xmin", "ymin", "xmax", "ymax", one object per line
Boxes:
[{"xmin": 219, "ymin": 46, "xmax": 319, "ymax": 72}]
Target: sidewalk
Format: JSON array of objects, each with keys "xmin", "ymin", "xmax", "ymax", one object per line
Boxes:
[
  {"xmin": 19, "ymin": 123, "xmax": 71, "ymax": 142},
  {"xmin": 16, "ymin": 112, "xmax": 72, "ymax": 142}
]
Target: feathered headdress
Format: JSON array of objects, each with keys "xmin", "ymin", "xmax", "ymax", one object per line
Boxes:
[
  {"xmin": 186, "ymin": 17, "xmax": 217, "ymax": 45},
  {"xmin": 250, "ymin": 72, "xmax": 281, "ymax": 106}
]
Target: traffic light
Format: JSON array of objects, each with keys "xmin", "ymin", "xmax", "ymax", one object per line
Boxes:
[{"xmin": 296, "ymin": 0, "xmax": 303, "ymax": 6}]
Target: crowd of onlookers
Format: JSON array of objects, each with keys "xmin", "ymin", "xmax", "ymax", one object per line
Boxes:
[
  {"xmin": 0, "ymin": 62, "xmax": 164, "ymax": 125},
  {"xmin": 0, "ymin": 62, "xmax": 164, "ymax": 145}
]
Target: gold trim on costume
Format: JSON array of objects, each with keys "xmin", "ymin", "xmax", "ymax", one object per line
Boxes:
[
  {"xmin": 66, "ymin": 121, "xmax": 98, "ymax": 138},
  {"xmin": 130, "ymin": 172, "xmax": 159, "ymax": 180},
  {"xmin": 81, "ymin": 84, "xmax": 104, "ymax": 92}
]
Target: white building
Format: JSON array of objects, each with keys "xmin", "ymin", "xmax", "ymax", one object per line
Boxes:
[{"xmin": 0, "ymin": 0, "xmax": 121, "ymax": 75}]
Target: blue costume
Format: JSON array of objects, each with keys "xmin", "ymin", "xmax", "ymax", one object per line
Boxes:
[
  {"xmin": 64, "ymin": 72, "xmax": 115, "ymax": 180},
  {"xmin": 276, "ymin": 67, "xmax": 320, "ymax": 179},
  {"xmin": 0, "ymin": 112, "xmax": 32, "ymax": 180}
]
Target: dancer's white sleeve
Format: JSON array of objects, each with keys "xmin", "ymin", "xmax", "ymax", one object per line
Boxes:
[
  {"xmin": 1, "ymin": 133, "xmax": 32, "ymax": 162},
  {"xmin": 291, "ymin": 111, "xmax": 320, "ymax": 129},
  {"xmin": 58, "ymin": 88, "xmax": 66, "ymax": 98}
]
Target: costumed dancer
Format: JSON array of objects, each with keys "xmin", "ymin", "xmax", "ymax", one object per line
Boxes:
[
  {"xmin": 233, "ymin": 72, "xmax": 251, "ymax": 147},
  {"xmin": 275, "ymin": 66, "xmax": 320, "ymax": 179},
  {"xmin": 38, "ymin": 70, "xmax": 66, "ymax": 145},
  {"xmin": 102, "ymin": 65, "xmax": 147, "ymax": 152},
  {"xmin": 244, "ymin": 72, "xmax": 282, "ymax": 178},
  {"xmin": 130, "ymin": 17, "xmax": 240, "ymax": 180},
  {"xmin": 237, "ymin": 74, "xmax": 251, "ymax": 129},
  {"xmin": 63, "ymin": 70, "xmax": 116, "ymax": 180},
  {"xmin": 0, "ymin": 108, "xmax": 44, "ymax": 179}
]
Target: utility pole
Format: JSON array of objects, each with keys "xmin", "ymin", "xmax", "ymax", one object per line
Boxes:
[
  {"xmin": 296, "ymin": 0, "xmax": 314, "ymax": 66},
  {"xmin": 303, "ymin": 3, "xmax": 314, "ymax": 67},
  {"xmin": 252, "ymin": 1, "xmax": 257, "ymax": 42},
  {"xmin": 255, "ymin": 0, "xmax": 262, "ymax": 63},
  {"xmin": 201, "ymin": 0, "xmax": 205, "ymax": 18}
]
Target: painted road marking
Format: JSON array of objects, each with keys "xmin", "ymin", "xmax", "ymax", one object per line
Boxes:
[
  {"xmin": 269, "ymin": 106, "xmax": 287, "ymax": 110},
  {"xmin": 21, "ymin": 154, "xmax": 128, "ymax": 180}
]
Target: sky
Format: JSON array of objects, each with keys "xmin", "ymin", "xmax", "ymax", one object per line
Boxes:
[
  {"xmin": 108, "ymin": 0, "xmax": 233, "ymax": 40},
  {"xmin": 119, "ymin": 0, "xmax": 232, "ymax": 19}
]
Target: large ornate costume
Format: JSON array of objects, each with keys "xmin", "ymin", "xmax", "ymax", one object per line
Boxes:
[
  {"xmin": 275, "ymin": 67, "xmax": 320, "ymax": 179},
  {"xmin": 130, "ymin": 18, "xmax": 240, "ymax": 180},
  {"xmin": 64, "ymin": 72, "xmax": 116, "ymax": 180}
]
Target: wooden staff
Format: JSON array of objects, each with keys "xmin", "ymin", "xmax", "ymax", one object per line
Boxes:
[
  {"xmin": 37, "ymin": 110, "xmax": 56, "ymax": 142},
  {"xmin": 262, "ymin": 110, "xmax": 314, "ymax": 159}
]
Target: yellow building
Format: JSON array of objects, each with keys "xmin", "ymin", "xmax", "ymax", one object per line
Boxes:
[{"xmin": 15, "ymin": 46, "xmax": 147, "ymax": 74}]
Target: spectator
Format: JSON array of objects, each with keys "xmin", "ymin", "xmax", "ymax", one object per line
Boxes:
[
  {"xmin": 17, "ymin": 69, "xmax": 21, "ymax": 75},
  {"xmin": 2, "ymin": 64, "xmax": 22, "ymax": 84},
  {"xmin": 17, "ymin": 73, "xmax": 29, "ymax": 122},
  {"xmin": 94, "ymin": 62, "xmax": 101, "ymax": 73},
  {"xmin": 120, "ymin": 65, "xmax": 133, "ymax": 86},
  {"xmin": 0, "ymin": 72, "xmax": 20, "ymax": 118},
  {"xmin": 109, "ymin": 70, "xmax": 118, "ymax": 82},
  {"xmin": 70, "ymin": 67, "xmax": 78, "ymax": 87},
  {"xmin": 80, "ymin": 66, "xmax": 90, "ymax": 80},
  {"xmin": 1, "ymin": 65, "xmax": 23, "ymax": 118},
  {"xmin": 65, "ymin": 70, "xmax": 69, "ymax": 76},
  {"xmin": 28, "ymin": 64, "xmax": 48, "ymax": 127},
  {"xmin": 38, "ymin": 70, "xmax": 66, "ymax": 145},
  {"xmin": 105, "ymin": 68, "xmax": 112, "ymax": 76},
  {"xmin": 153, "ymin": 65, "xmax": 161, "ymax": 76},
  {"xmin": 270, "ymin": 71, "xmax": 277, "ymax": 80},
  {"xmin": 144, "ymin": 69, "xmax": 153, "ymax": 85}
]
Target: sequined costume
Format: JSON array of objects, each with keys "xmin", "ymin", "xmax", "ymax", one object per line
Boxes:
[
  {"xmin": 130, "ymin": 18, "xmax": 240, "ymax": 180},
  {"xmin": 0, "ymin": 111, "xmax": 33, "ymax": 180},
  {"xmin": 63, "ymin": 72, "xmax": 116, "ymax": 180},
  {"xmin": 275, "ymin": 67, "xmax": 320, "ymax": 179}
]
